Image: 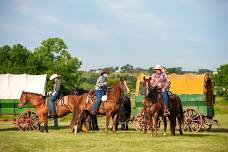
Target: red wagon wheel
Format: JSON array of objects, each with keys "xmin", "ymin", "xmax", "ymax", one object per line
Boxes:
[
  {"xmin": 133, "ymin": 113, "xmax": 149, "ymax": 131},
  {"xmin": 201, "ymin": 117, "xmax": 212, "ymax": 132},
  {"xmin": 133, "ymin": 112, "xmax": 160, "ymax": 131},
  {"xmin": 183, "ymin": 108, "xmax": 203, "ymax": 132},
  {"xmin": 16, "ymin": 110, "xmax": 39, "ymax": 131}
]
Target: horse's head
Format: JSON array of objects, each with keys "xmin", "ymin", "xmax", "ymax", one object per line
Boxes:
[
  {"xmin": 18, "ymin": 91, "xmax": 28, "ymax": 108},
  {"xmin": 142, "ymin": 77, "xmax": 151, "ymax": 96},
  {"xmin": 147, "ymin": 86, "xmax": 162, "ymax": 104},
  {"xmin": 118, "ymin": 77, "xmax": 130, "ymax": 95}
]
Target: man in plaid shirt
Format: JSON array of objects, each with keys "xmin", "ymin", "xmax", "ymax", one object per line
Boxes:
[{"xmin": 92, "ymin": 69, "xmax": 109, "ymax": 114}]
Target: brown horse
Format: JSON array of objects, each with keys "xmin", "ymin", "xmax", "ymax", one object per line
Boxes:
[
  {"xmin": 18, "ymin": 91, "xmax": 79, "ymax": 132},
  {"xmin": 142, "ymin": 77, "xmax": 163, "ymax": 137},
  {"xmin": 142, "ymin": 77, "xmax": 184, "ymax": 136},
  {"xmin": 70, "ymin": 77, "xmax": 130, "ymax": 133}
]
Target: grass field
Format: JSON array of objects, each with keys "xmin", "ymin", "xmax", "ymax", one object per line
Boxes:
[{"xmin": 0, "ymin": 99, "xmax": 228, "ymax": 152}]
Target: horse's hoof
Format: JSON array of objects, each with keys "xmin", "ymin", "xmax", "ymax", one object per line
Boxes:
[{"xmin": 163, "ymin": 132, "xmax": 166, "ymax": 136}]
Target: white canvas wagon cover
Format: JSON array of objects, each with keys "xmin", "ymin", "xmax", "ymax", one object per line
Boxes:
[{"xmin": 0, "ymin": 74, "xmax": 46, "ymax": 99}]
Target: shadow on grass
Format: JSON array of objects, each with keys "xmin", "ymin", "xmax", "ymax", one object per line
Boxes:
[
  {"xmin": 0, "ymin": 127, "xmax": 18, "ymax": 131},
  {"xmin": 48, "ymin": 125, "xmax": 69, "ymax": 130},
  {"xmin": 209, "ymin": 128, "xmax": 228, "ymax": 133},
  {"xmin": 182, "ymin": 133, "xmax": 215, "ymax": 137}
]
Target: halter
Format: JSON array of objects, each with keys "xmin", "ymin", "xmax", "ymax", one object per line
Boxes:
[
  {"xmin": 143, "ymin": 80, "xmax": 150, "ymax": 96},
  {"xmin": 19, "ymin": 92, "xmax": 27, "ymax": 108},
  {"xmin": 120, "ymin": 80, "xmax": 130, "ymax": 96}
]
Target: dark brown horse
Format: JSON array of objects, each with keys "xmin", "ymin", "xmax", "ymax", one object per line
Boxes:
[
  {"xmin": 70, "ymin": 78, "xmax": 130, "ymax": 133},
  {"xmin": 142, "ymin": 77, "xmax": 184, "ymax": 136},
  {"xmin": 18, "ymin": 92, "xmax": 80, "ymax": 132},
  {"xmin": 142, "ymin": 77, "xmax": 163, "ymax": 137}
]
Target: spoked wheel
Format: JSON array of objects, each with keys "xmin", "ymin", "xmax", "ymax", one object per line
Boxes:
[
  {"xmin": 183, "ymin": 108, "xmax": 203, "ymax": 132},
  {"xmin": 133, "ymin": 112, "xmax": 160, "ymax": 131},
  {"xmin": 201, "ymin": 117, "xmax": 212, "ymax": 132},
  {"xmin": 133, "ymin": 112, "xmax": 150, "ymax": 131},
  {"xmin": 16, "ymin": 110, "xmax": 39, "ymax": 131}
]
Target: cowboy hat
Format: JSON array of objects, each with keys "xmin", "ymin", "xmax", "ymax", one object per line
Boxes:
[
  {"xmin": 154, "ymin": 65, "xmax": 162, "ymax": 70},
  {"xmin": 50, "ymin": 74, "xmax": 60, "ymax": 80},
  {"xmin": 101, "ymin": 69, "xmax": 109, "ymax": 75}
]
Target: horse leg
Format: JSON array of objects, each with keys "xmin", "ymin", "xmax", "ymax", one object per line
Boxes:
[
  {"xmin": 82, "ymin": 113, "xmax": 91, "ymax": 133},
  {"xmin": 38, "ymin": 116, "xmax": 44, "ymax": 132},
  {"xmin": 43, "ymin": 116, "xmax": 48, "ymax": 133},
  {"xmin": 151, "ymin": 116, "xmax": 154, "ymax": 137},
  {"xmin": 153, "ymin": 113, "xmax": 158, "ymax": 137},
  {"xmin": 105, "ymin": 113, "xmax": 111, "ymax": 133},
  {"xmin": 170, "ymin": 114, "xmax": 176, "ymax": 136},
  {"xmin": 163, "ymin": 116, "xmax": 167, "ymax": 136},
  {"xmin": 178, "ymin": 115, "xmax": 183, "ymax": 135},
  {"xmin": 112, "ymin": 114, "xmax": 118, "ymax": 133},
  {"xmin": 143, "ymin": 114, "xmax": 147, "ymax": 134},
  {"xmin": 73, "ymin": 108, "xmax": 82, "ymax": 134}
]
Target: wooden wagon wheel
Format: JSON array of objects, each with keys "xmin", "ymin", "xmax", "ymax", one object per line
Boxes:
[
  {"xmin": 16, "ymin": 110, "xmax": 39, "ymax": 131},
  {"xmin": 183, "ymin": 108, "xmax": 203, "ymax": 132},
  {"xmin": 133, "ymin": 112, "xmax": 150, "ymax": 131},
  {"xmin": 133, "ymin": 112, "xmax": 160, "ymax": 131},
  {"xmin": 201, "ymin": 117, "xmax": 212, "ymax": 132}
]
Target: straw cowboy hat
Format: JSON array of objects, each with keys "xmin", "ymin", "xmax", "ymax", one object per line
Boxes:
[
  {"xmin": 154, "ymin": 65, "xmax": 163, "ymax": 70},
  {"xmin": 50, "ymin": 74, "xmax": 60, "ymax": 80},
  {"xmin": 101, "ymin": 69, "xmax": 109, "ymax": 75}
]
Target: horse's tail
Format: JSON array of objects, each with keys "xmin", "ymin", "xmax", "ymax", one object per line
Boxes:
[
  {"xmin": 177, "ymin": 96, "xmax": 184, "ymax": 125},
  {"xmin": 70, "ymin": 105, "xmax": 78, "ymax": 130}
]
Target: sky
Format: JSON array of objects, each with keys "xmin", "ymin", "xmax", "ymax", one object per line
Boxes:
[{"xmin": 0, "ymin": 0, "xmax": 227, "ymax": 71}]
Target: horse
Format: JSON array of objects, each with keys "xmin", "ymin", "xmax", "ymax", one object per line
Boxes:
[
  {"xmin": 18, "ymin": 91, "xmax": 80, "ymax": 132},
  {"xmin": 69, "ymin": 88, "xmax": 99, "ymax": 131},
  {"xmin": 142, "ymin": 78, "xmax": 163, "ymax": 137},
  {"xmin": 142, "ymin": 77, "xmax": 184, "ymax": 136},
  {"xmin": 70, "ymin": 77, "xmax": 130, "ymax": 133},
  {"xmin": 115, "ymin": 94, "xmax": 131, "ymax": 130}
]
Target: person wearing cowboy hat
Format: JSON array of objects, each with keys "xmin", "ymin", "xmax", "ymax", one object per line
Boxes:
[
  {"xmin": 150, "ymin": 65, "xmax": 171, "ymax": 115},
  {"xmin": 49, "ymin": 74, "xmax": 62, "ymax": 117},
  {"xmin": 92, "ymin": 69, "xmax": 109, "ymax": 115}
]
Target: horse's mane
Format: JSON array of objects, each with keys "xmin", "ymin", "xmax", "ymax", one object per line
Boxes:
[
  {"xmin": 23, "ymin": 91, "xmax": 43, "ymax": 97},
  {"xmin": 146, "ymin": 87, "xmax": 161, "ymax": 104}
]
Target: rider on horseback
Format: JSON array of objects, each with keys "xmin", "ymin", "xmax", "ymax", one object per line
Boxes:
[
  {"xmin": 150, "ymin": 65, "xmax": 171, "ymax": 115},
  {"xmin": 92, "ymin": 69, "xmax": 109, "ymax": 115},
  {"xmin": 49, "ymin": 74, "xmax": 62, "ymax": 116}
]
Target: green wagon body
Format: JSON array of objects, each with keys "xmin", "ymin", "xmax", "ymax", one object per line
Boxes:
[{"xmin": 0, "ymin": 99, "xmax": 35, "ymax": 115}]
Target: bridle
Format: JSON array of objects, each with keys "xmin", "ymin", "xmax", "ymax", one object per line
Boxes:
[
  {"xmin": 19, "ymin": 92, "xmax": 27, "ymax": 108},
  {"xmin": 143, "ymin": 80, "xmax": 151, "ymax": 96},
  {"xmin": 120, "ymin": 80, "xmax": 130, "ymax": 96}
]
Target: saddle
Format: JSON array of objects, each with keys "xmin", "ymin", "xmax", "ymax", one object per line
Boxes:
[
  {"xmin": 43, "ymin": 95, "xmax": 68, "ymax": 106},
  {"xmin": 168, "ymin": 91, "xmax": 176, "ymax": 101}
]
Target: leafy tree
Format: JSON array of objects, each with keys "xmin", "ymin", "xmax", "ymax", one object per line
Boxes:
[
  {"xmin": 0, "ymin": 44, "xmax": 31, "ymax": 74},
  {"xmin": 121, "ymin": 64, "xmax": 133, "ymax": 73},
  {"xmin": 213, "ymin": 64, "xmax": 228, "ymax": 99},
  {"xmin": 32, "ymin": 38, "xmax": 82, "ymax": 93},
  {"xmin": 198, "ymin": 69, "xmax": 212, "ymax": 74},
  {"xmin": 166, "ymin": 67, "xmax": 182, "ymax": 74},
  {"xmin": 148, "ymin": 67, "xmax": 155, "ymax": 74}
]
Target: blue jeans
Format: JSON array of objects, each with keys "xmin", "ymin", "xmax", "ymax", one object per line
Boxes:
[
  {"xmin": 161, "ymin": 91, "xmax": 170, "ymax": 110},
  {"xmin": 92, "ymin": 90, "xmax": 104, "ymax": 112},
  {"xmin": 49, "ymin": 93, "xmax": 59, "ymax": 113}
]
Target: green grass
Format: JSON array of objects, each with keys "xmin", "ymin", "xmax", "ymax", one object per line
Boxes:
[{"xmin": 0, "ymin": 98, "xmax": 228, "ymax": 152}]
